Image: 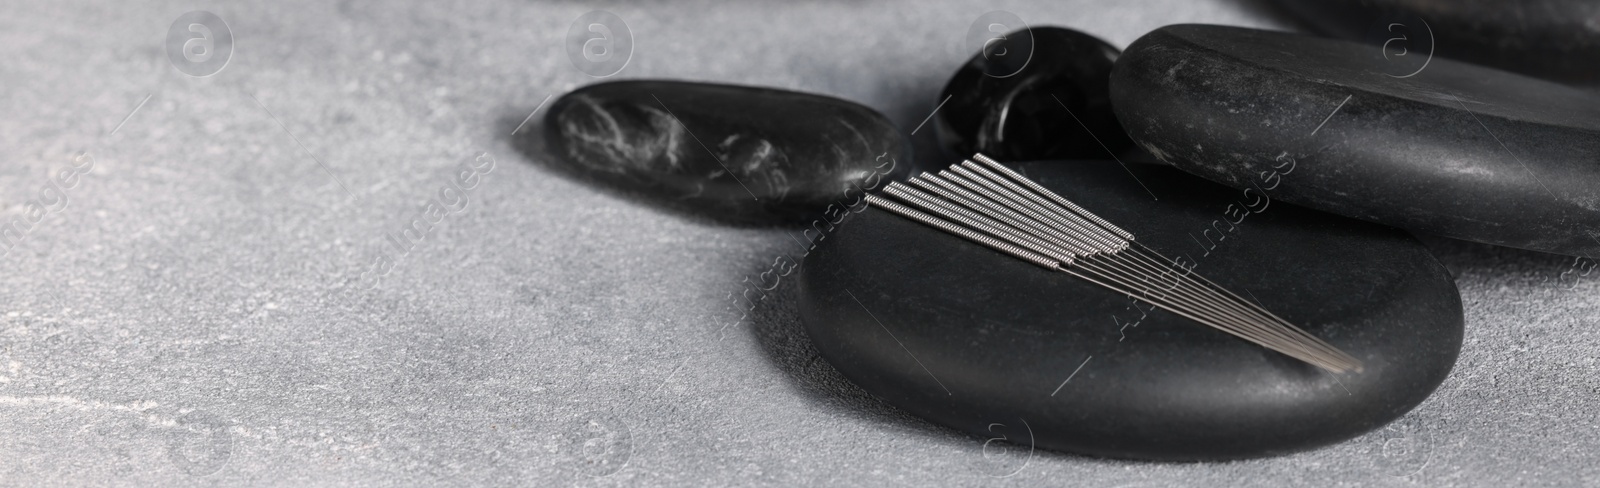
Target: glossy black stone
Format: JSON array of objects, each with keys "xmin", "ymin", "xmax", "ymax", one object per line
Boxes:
[
  {"xmin": 538, "ymin": 80, "xmax": 912, "ymax": 224},
  {"xmin": 1272, "ymin": 0, "xmax": 1600, "ymax": 84},
  {"xmin": 797, "ymin": 160, "xmax": 1462, "ymax": 461},
  {"xmin": 1111, "ymin": 25, "xmax": 1600, "ymax": 258},
  {"xmin": 933, "ymin": 27, "xmax": 1130, "ymax": 162}
]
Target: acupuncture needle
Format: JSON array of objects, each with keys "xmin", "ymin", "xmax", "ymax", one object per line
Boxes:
[
  {"xmin": 864, "ymin": 154, "xmax": 1363, "ymax": 374},
  {"xmin": 961, "ymin": 156, "xmax": 1359, "ymax": 369}
]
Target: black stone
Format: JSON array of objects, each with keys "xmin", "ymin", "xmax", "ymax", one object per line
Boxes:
[
  {"xmin": 538, "ymin": 80, "xmax": 912, "ymax": 224},
  {"xmin": 797, "ymin": 160, "xmax": 1462, "ymax": 461},
  {"xmin": 934, "ymin": 27, "xmax": 1131, "ymax": 162},
  {"xmin": 1271, "ymin": 0, "xmax": 1600, "ymax": 84},
  {"xmin": 1111, "ymin": 25, "xmax": 1600, "ymax": 258}
]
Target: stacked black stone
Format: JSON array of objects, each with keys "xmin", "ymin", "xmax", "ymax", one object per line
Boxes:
[
  {"xmin": 1111, "ymin": 24, "xmax": 1600, "ymax": 258},
  {"xmin": 799, "ymin": 160, "xmax": 1462, "ymax": 460},
  {"xmin": 1271, "ymin": 0, "xmax": 1600, "ymax": 84}
]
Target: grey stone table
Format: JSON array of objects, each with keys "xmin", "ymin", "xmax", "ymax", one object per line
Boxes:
[{"xmin": 0, "ymin": 1, "xmax": 1595, "ymax": 486}]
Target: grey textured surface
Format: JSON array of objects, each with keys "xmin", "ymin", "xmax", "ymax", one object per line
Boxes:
[{"xmin": 0, "ymin": 1, "xmax": 1595, "ymax": 486}]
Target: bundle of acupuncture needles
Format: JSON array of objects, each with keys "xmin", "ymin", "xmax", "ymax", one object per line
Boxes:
[{"xmin": 863, "ymin": 154, "xmax": 1363, "ymax": 374}]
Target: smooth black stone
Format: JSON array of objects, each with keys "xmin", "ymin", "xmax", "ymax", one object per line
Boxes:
[
  {"xmin": 797, "ymin": 160, "xmax": 1462, "ymax": 461},
  {"xmin": 1271, "ymin": 0, "xmax": 1600, "ymax": 84},
  {"xmin": 934, "ymin": 27, "xmax": 1131, "ymax": 162},
  {"xmin": 539, "ymin": 80, "xmax": 913, "ymax": 223},
  {"xmin": 1111, "ymin": 25, "xmax": 1600, "ymax": 258}
]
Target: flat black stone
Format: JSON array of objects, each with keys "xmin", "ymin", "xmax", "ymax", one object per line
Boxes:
[
  {"xmin": 934, "ymin": 27, "xmax": 1130, "ymax": 162},
  {"xmin": 537, "ymin": 80, "xmax": 912, "ymax": 224},
  {"xmin": 1271, "ymin": 0, "xmax": 1600, "ymax": 84},
  {"xmin": 797, "ymin": 160, "xmax": 1462, "ymax": 461},
  {"xmin": 1111, "ymin": 24, "xmax": 1600, "ymax": 258}
]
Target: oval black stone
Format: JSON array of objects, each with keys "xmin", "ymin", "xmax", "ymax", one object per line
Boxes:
[
  {"xmin": 934, "ymin": 27, "xmax": 1130, "ymax": 162},
  {"xmin": 1110, "ymin": 24, "xmax": 1600, "ymax": 258},
  {"xmin": 537, "ymin": 80, "xmax": 913, "ymax": 224},
  {"xmin": 1271, "ymin": 0, "xmax": 1600, "ymax": 84},
  {"xmin": 796, "ymin": 159, "xmax": 1462, "ymax": 460}
]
